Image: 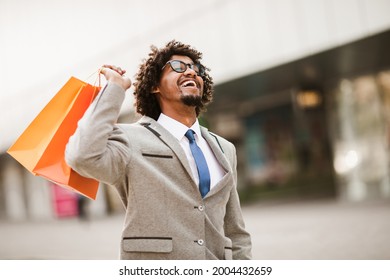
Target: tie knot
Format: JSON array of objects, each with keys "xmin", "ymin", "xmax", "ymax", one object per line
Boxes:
[{"xmin": 185, "ymin": 129, "xmax": 196, "ymax": 142}]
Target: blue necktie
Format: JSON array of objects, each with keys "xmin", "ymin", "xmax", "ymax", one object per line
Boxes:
[{"xmin": 185, "ymin": 129, "xmax": 210, "ymax": 198}]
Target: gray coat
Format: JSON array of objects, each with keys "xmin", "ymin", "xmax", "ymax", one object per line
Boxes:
[{"xmin": 65, "ymin": 83, "xmax": 252, "ymax": 260}]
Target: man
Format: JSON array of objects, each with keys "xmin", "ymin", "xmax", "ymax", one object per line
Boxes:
[{"xmin": 66, "ymin": 40, "xmax": 252, "ymax": 260}]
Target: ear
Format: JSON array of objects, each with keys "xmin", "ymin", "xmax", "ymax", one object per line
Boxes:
[{"xmin": 151, "ymin": 85, "xmax": 160, "ymax": 94}]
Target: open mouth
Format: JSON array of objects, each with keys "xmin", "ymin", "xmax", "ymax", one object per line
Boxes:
[{"xmin": 180, "ymin": 80, "xmax": 198, "ymax": 88}]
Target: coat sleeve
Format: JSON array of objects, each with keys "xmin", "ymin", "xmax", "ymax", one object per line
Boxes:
[
  {"xmin": 224, "ymin": 144, "xmax": 253, "ymax": 259},
  {"xmin": 65, "ymin": 82, "xmax": 131, "ymax": 186}
]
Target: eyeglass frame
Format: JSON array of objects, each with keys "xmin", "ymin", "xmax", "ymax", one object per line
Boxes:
[{"xmin": 162, "ymin": 59, "xmax": 205, "ymax": 77}]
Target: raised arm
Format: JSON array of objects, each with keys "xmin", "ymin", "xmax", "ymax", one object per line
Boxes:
[{"xmin": 65, "ymin": 66, "xmax": 132, "ymax": 185}]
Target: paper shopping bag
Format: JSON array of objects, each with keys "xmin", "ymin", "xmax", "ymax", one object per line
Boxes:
[{"xmin": 7, "ymin": 76, "xmax": 101, "ymax": 200}]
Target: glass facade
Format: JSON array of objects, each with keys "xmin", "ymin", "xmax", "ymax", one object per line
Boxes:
[
  {"xmin": 209, "ymin": 31, "xmax": 390, "ymax": 202},
  {"xmin": 329, "ymin": 70, "xmax": 390, "ymax": 200}
]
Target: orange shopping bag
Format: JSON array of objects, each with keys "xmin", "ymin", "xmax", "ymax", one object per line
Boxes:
[{"xmin": 7, "ymin": 76, "xmax": 101, "ymax": 200}]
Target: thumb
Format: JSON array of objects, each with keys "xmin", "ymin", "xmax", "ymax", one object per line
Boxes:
[
  {"xmin": 99, "ymin": 66, "xmax": 132, "ymax": 90},
  {"xmin": 99, "ymin": 66, "xmax": 106, "ymax": 75}
]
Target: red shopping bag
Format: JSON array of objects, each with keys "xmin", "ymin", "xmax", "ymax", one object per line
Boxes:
[{"xmin": 7, "ymin": 76, "xmax": 101, "ymax": 200}]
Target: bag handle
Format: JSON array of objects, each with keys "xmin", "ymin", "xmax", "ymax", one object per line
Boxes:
[
  {"xmin": 85, "ymin": 68, "xmax": 102, "ymax": 88},
  {"xmin": 83, "ymin": 68, "xmax": 103, "ymax": 102}
]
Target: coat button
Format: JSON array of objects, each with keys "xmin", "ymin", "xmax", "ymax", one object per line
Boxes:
[
  {"xmin": 197, "ymin": 239, "xmax": 204, "ymax": 246},
  {"xmin": 198, "ymin": 205, "xmax": 204, "ymax": 211}
]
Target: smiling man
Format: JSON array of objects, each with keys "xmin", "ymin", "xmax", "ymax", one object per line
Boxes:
[{"xmin": 65, "ymin": 40, "xmax": 252, "ymax": 260}]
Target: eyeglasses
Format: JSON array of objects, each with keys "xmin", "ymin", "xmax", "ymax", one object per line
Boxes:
[{"xmin": 162, "ymin": 60, "xmax": 205, "ymax": 76}]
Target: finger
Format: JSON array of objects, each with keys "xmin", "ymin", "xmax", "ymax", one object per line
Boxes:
[
  {"xmin": 100, "ymin": 65, "xmax": 115, "ymax": 74},
  {"xmin": 99, "ymin": 66, "xmax": 107, "ymax": 74},
  {"xmin": 117, "ymin": 67, "xmax": 127, "ymax": 76},
  {"xmin": 102, "ymin": 65, "xmax": 126, "ymax": 75},
  {"xmin": 101, "ymin": 65, "xmax": 111, "ymax": 72},
  {"xmin": 99, "ymin": 66, "xmax": 117, "ymax": 78},
  {"xmin": 102, "ymin": 64, "xmax": 115, "ymax": 69}
]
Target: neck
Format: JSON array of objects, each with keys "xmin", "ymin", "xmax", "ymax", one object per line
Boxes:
[{"xmin": 161, "ymin": 107, "xmax": 197, "ymax": 127}]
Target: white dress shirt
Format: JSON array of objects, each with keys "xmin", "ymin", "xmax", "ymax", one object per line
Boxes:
[{"xmin": 157, "ymin": 113, "xmax": 225, "ymax": 189}]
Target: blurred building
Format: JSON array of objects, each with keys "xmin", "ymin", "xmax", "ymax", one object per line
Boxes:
[
  {"xmin": 207, "ymin": 30, "xmax": 390, "ymax": 202},
  {"xmin": 1, "ymin": 0, "xmax": 390, "ymax": 220}
]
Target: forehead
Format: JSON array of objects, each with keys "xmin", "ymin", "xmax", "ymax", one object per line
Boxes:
[{"xmin": 169, "ymin": 55, "xmax": 194, "ymax": 64}]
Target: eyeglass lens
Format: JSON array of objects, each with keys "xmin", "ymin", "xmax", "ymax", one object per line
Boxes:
[{"xmin": 170, "ymin": 60, "xmax": 201, "ymax": 75}]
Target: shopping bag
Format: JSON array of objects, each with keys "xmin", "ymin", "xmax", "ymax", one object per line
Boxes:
[{"xmin": 7, "ymin": 76, "xmax": 101, "ymax": 200}]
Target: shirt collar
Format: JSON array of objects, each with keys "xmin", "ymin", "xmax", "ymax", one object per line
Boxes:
[{"xmin": 157, "ymin": 113, "xmax": 202, "ymax": 141}]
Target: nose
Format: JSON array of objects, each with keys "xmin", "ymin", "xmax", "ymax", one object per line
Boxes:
[{"xmin": 183, "ymin": 65, "xmax": 198, "ymax": 77}]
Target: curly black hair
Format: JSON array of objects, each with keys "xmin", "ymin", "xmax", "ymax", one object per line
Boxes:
[{"xmin": 133, "ymin": 40, "xmax": 214, "ymax": 120}]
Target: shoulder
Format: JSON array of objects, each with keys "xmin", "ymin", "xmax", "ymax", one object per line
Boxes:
[
  {"xmin": 116, "ymin": 116, "xmax": 166, "ymax": 145},
  {"xmin": 209, "ymin": 131, "xmax": 235, "ymax": 151},
  {"xmin": 201, "ymin": 126, "xmax": 236, "ymax": 156},
  {"xmin": 115, "ymin": 116, "xmax": 153, "ymax": 142},
  {"xmin": 117, "ymin": 116, "xmax": 154, "ymax": 131}
]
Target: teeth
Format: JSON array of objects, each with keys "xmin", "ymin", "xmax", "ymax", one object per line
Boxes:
[{"xmin": 182, "ymin": 80, "xmax": 196, "ymax": 87}]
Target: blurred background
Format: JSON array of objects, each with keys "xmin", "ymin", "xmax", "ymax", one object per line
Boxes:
[{"xmin": 1, "ymin": 0, "xmax": 390, "ymax": 259}]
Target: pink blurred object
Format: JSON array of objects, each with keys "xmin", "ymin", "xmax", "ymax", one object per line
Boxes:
[{"xmin": 51, "ymin": 182, "xmax": 78, "ymax": 218}]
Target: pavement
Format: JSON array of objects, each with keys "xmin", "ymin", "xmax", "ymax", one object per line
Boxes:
[{"xmin": 1, "ymin": 198, "xmax": 389, "ymax": 260}]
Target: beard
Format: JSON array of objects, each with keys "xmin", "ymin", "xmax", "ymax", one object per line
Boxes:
[{"xmin": 181, "ymin": 94, "xmax": 202, "ymax": 107}]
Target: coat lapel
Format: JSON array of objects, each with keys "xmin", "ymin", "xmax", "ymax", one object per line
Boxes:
[
  {"xmin": 200, "ymin": 126, "xmax": 235, "ymax": 198},
  {"xmin": 138, "ymin": 116, "xmax": 197, "ymax": 186},
  {"xmin": 200, "ymin": 126, "xmax": 231, "ymax": 173}
]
